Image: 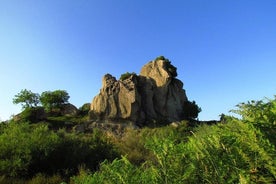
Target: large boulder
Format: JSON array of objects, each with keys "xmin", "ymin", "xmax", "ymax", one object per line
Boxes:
[
  {"xmin": 60, "ymin": 103, "xmax": 79, "ymax": 116},
  {"xmin": 90, "ymin": 58, "xmax": 189, "ymax": 125}
]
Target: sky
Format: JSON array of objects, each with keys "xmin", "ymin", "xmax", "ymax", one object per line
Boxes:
[{"xmin": 0, "ymin": 0, "xmax": 276, "ymax": 121}]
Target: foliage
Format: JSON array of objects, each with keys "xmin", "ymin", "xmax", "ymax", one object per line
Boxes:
[
  {"xmin": 183, "ymin": 121, "xmax": 276, "ymax": 183},
  {"xmin": 71, "ymin": 120, "xmax": 276, "ymax": 184},
  {"xmin": 13, "ymin": 89, "xmax": 40, "ymax": 109},
  {"xmin": 119, "ymin": 72, "xmax": 136, "ymax": 81},
  {"xmin": 154, "ymin": 55, "xmax": 170, "ymax": 63},
  {"xmin": 71, "ymin": 156, "xmax": 158, "ymax": 184},
  {"xmin": 183, "ymin": 100, "xmax": 201, "ymax": 119},
  {"xmin": 3, "ymin": 95, "xmax": 276, "ymax": 183},
  {"xmin": 0, "ymin": 122, "xmax": 119, "ymax": 180},
  {"xmin": 46, "ymin": 115, "xmax": 88, "ymax": 130},
  {"xmin": 40, "ymin": 90, "xmax": 70, "ymax": 111},
  {"xmin": 78, "ymin": 103, "xmax": 91, "ymax": 116},
  {"xmin": 231, "ymin": 96, "xmax": 276, "ymax": 145},
  {"xmin": 27, "ymin": 173, "xmax": 63, "ymax": 184},
  {"xmin": 0, "ymin": 122, "xmax": 60, "ymax": 178},
  {"xmin": 16, "ymin": 107, "xmax": 46, "ymax": 123}
]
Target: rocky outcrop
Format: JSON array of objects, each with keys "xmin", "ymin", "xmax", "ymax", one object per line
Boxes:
[
  {"xmin": 60, "ymin": 103, "xmax": 78, "ymax": 116},
  {"xmin": 90, "ymin": 58, "xmax": 189, "ymax": 125},
  {"xmin": 14, "ymin": 107, "xmax": 47, "ymax": 123}
]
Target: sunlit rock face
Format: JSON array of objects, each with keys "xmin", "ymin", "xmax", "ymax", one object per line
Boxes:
[{"xmin": 90, "ymin": 59, "xmax": 188, "ymax": 125}]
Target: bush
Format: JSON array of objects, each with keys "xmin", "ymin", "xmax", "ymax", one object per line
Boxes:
[
  {"xmin": 0, "ymin": 122, "xmax": 119, "ymax": 180},
  {"xmin": 0, "ymin": 122, "xmax": 60, "ymax": 178},
  {"xmin": 231, "ymin": 96, "xmax": 276, "ymax": 146},
  {"xmin": 154, "ymin": 55, "xmax": 170, "ymax": 62},
  {"xmin": 114, "ymin": 128, "xmax": 154, "ymax": 165},
  {"xmin": 71, "ymin": 157, "xmax": 158, "ymax": 184},
  {"xmin": 15, "ymin": 107, "xmax": 46, "ymax": 123},
  {"xmin": 119, "ymin": 72, "xmax": 136, "ymax": 81},
  {"xmin": 182, "ymin": 121, "xmax": 276, "ymax": 183},
  {"xmin": 45, "ymin": 129, "xmax": 119, "ymax": 177},
  {"xmin": 27, "ymin": 173, "xmax": 63, "ymax": 184},
  {"xmin": 78, "ymin": 103, "xmax": 91, "ymax": 116},
  {"xmin": 183, "ymin": 100, "xmax": 201, "ymax": 120},
  {"xmin": 71, "ymin": 120, "xmax": 276, "ymax": 183}
]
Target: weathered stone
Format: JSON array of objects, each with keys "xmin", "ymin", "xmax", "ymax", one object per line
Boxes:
[
  {"xmin": 90, "ymin": 58, "xmax": 189, "ymax": 125},
  {"xmin": 60, "ymin": 103, "xmax": 78, "ymax": 116}
]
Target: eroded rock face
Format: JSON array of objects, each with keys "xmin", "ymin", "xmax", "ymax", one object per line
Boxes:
[
  {"xmin": 90, "ymin": 59, "xmax": 188, "ymax": 125},
  {"xmin": 91, "ymin": 74, "xmax": 142, "ymax": 122}
]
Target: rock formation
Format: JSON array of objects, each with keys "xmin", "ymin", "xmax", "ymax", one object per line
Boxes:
[
  {"xmin": 90, "ymin": 57, "xmax": 189, "ymax": 125},
  {"xmin": 60, "ymin": 103, "xmax": 79, "ymax": 116}
]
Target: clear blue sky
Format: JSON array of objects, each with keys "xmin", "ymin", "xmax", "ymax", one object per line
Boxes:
[{"xmin": 1, "ymin": 0, "xmax": 276, "ymax": 121}]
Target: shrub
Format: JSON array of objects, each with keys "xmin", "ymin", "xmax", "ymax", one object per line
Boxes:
[
  {"xmin": 15, "ymin": 107, "xmax": 46, "ymax": 123},
  {"xmin": 0, "ymin": 122, "xmax": 60, "ymax": 178},
  {"xmin": 0, "ymin": 122, "xmax": 119, "ymax": 180},
  {"xmin": 71, "ymin": 157, "xmax": 158, "ymax": 184},
  {"xmin": 119, "ymin": 72, "xmax": 136, "ymax": 81},
  {"xmin": 115, "ymin": 128, "xmax": 153, "ymax": 165},
  {"xmin": 71, "ymin": 120, "xmax": 276, "ymax": 183},
  {"xmin": 231, "ymin": 96, "xmax": 276, "ymax": 146},
  {"xmin": 154, "ymin": 55, "xmax": 169, "ymax": 62},
  {"xmin": 182, "ymin": 121, "xmax": 276, "ymax": 183},
  {"xmin": 78, "ymin": 103, "xmax": 91, "ymax": 116},
  {"xmin": 183, "ymin": 100, "xmax": 201, "ymax": 120},
  {"xmin": 27, "ymin": 173, "xmax": 63, "ymax": 184}
]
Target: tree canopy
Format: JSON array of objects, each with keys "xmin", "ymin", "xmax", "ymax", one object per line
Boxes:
[
  {"xmin": 40, "ymin": 90, "xmax": 70, "ymax": 111},
  {"xmin": 12, "ymin": 89, "xmax": 40, "ymax": 109},
  {"xmin": 183, "ymin": 100, "xmax": 201, "ymax": 120}
]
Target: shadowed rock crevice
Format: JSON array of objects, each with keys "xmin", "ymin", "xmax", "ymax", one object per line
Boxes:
[{"xmin": 90, "ymin": 58, "xmax": 189, "ymax": 126}]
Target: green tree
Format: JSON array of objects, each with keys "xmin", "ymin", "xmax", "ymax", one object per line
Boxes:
[
  {"xmin": 183, "ymin": 100, "xmax": 201, "ymax": 120},
  {"xmin": 13, "ymin": 89, "xmax": 40, "ymax": 109},
  {"xmin": 40, "ymin": 90, "xmax": 69, "ymax": 111}
]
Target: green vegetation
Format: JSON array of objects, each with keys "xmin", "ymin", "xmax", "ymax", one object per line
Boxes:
[
  {"xmin": 16, "ymin": 106, "xmax": 46, "ymax": 123},
  {"xmin": 72, "ymin": 120, "xmax": 276, "ymax": 183},
  {"xmin": 13, "ymin": 89, "xmax": 70, "ymax": 113},
  {"xmin": 2, "ymin": 90, "xmax": 276, "ymax": 183},
  {"xmin": 40, "ymin": 90, "xmax": 70, "ymax": 111},
  {"xmin": 154, "ymin": 55, "xmax": 170, "ymax": 63},
  {"xmin": 0, "ymin": 122, "xmax": 119, "ymax": 183},
  {"xmin": 231, "ymin": 97, "xmax": 276, "ymax": 146},
  {"xmin": 13, "ymin": 89, "xmax": 40, "ymax": 109},
  {"xmin": 78, "ymin": 103, "xmax": 91, "ymax": 116},
  {"xmin": 119, "ymin": 72, "xmax": 136, "ymax": 81},
  {"xmin": 183, "ymin": 100, "xmax": 201, "ymax": 120}
]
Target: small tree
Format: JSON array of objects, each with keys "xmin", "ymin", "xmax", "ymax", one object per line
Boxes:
[
  {"xmin": 13, "ymin": 89, "xmax": 40, "ymax": 109},
  {"xmin": 40, "ymin": 90, "xmax": 69, "ymax": 111},
  {"xmin": 183, "ymin": 100, "xmax": 201, "ymax": 120}
]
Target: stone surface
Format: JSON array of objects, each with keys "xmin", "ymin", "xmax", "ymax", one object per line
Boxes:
[
  {"xmin": 90, "ymin": 59, "xmax": 188, "ymax": 125},
  {"xmin": 60, "ymin": 103, "xmax": 79, "ymax": 116}
]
